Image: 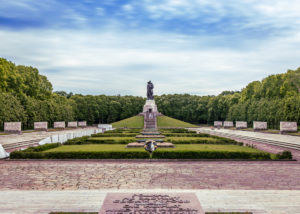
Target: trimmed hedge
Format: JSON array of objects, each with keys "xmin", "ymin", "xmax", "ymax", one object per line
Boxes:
[
  {"xmin": 64, "ymin": 136, "xmax": 90, "ymax": 145},
  {"xmin": 105, "ymin": 129, "xmax": 142, "ymax": 133},
  {"xmin": 163, "ymin": 133, "xmax": 210, "ymax": 137},
  {"xmin": 160, "ymin": 128, "xmax": 196, "ymax": 133},
  {"xmin": 21, "ymin": 143, "xmax": 60, "ymax": 152},
  {"xmin": 168, "ymin": 138, "xmax": 243, "ymax": 146},
  {"xmin": 91, "ymin": 133, "xmax": 138, "ymax": 137},
  {"xmin": 276, "ymin": 150, "xmax": 293, "ymax": 159},
  {"xmin": 152, "ymin": 150, "xmax": 271, "ymax": 159},
  {"xmin": 10, "ymin": 151, "xmax": 150, "ymax": 159},
  {"xmin": 87, "ymin": 138, "xmax": 134, "ymax": 144}
]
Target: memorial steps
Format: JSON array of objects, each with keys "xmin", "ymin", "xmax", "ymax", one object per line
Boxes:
[
  {"xmin": 3, "ymin": 138, "xmax": 43, "ymax": 152},
  {"xmin": 197, "ymin": 129, "xmax": 300, "ymax": 151}
]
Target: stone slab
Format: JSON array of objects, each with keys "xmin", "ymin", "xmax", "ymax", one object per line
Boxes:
[
  {"xmin": 214, "ymin": 121, "xmax": 222, "ymax": 127},
  {"xmin": 67, "ymin": 121, "xmax": 78, "ymax": 128},
  {"xmin": 223, "ymin": 121, "xmax": 233, "ymax": 128},
  {"xmin": 126, "ymin": 142, "xmax": 174, "ymax": 148},
  {"xmin": 0, "ymin": 190, "xmax": 299, "ymax": 214},
  {"xmin": 78, "ymin": 121, "xmax": 87, "ymax": 127},
  {"xmin": 4, "ymin": 122, "xmax": 21, "ymax": 133},
  {"xmin": 54, "ymin": 121, "xmax": 65, "ymax": 129},
  {"xmin": 98, "ymin": 124, "xmax": 113, "ymax": 131},
  {"xmin": 143, "ymin": 99, "xmax": 158, "ymax": 113},
  {"xmin": 280, "ymin": 121, "xmax": 297, "ymax": 132},
  {"xmin": 253, "ymin": 121, "xmax": 267, "ymax": 130},
  {"xmin": 99, "ymin": 193, "xmax": 204, "ymax": 214},
  {"xmin": 236, "ymin": 121, "xmax": 247, "ymax": 129},
  {"xmin": 34, "ymin": 122, "xmax": 48, "ymax": 131}
]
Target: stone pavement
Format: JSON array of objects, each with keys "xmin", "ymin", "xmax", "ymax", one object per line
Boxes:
[
  {"xmin": 0, "ymin": 190, "xmax": 300, "ymax": 214},
  {"xmin": 0, "ymin": 127, "xmax": 99, "ymax": 147},
  {"xmin": 1, "ymin": 160, "xmax": 300, "ymax": 190},
  {"xmin": 195, "ymin": 127, "xmax": 300, "ymax": 145}
]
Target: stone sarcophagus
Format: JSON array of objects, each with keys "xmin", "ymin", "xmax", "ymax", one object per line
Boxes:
[
  {"xmin": 236, "ymin": 121, "xmax": 247, "ymax": 129},
  {"xmin": 280, "ymin": 122, "xmax": 297, "ymax": 133},
  {"xmin": 4, "ymin": 122, "xmax": 22, "ymax": 134},
  {"xmin": 34, "ymin": 122, "xmax": 48, "ymax": 131},
  {"xmin": 78, "ymin": 121, "xmax": 87, "ymax": 127},
  {"xmin": 67, "ymin": 121, "xmax": 78, "ymax": 128},
  {"xmin": 253, "ymin": 121, "xmax": 267, "ymax": 130},
  {"xmin": 223, "ymin": 121, "xmax": 233, "ymax": 128},
  {"xmin": 214, "ymin": 121, "xmax": 222, "ymax": 127},
  {"xmin": 54, "ymin": 121, "xmax": 65, "ymax": 129}
]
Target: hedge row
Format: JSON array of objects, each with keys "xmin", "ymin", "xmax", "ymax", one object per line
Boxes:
[
  {"xmin": 10, "ymin": 151, "xmax": 149, "ymax": 159},
  {"xmin": 167, "ymin": 138, "xmax": 243, "ymax": 146},
  {"xmin": 152, "ymin": 151, "xmax": 271, "ymax": 159},
  {"xmin": 87, "ymin": 138, "xmax": 134, "ymax": 144},
  {"xmin": 105, "ymin": 129, "xmax": 141, "ymax": 133},
  {"xmin": 159, "ymin": 128, "xmax": 196, "ymax": 133},
  {"xmin": 91, "ymin": 133, "xmax": 138, "ymax": 137},
  {"xmin": 10, "ymin": 148, "xmax": 273, "ymax": 160},
  {"xmin": 163, "ymin": 133, "xmax": 210, "ymax": 137},
  {"xmin": 23, "ymin": 143, "xmax": 60, "ymax": 152}
]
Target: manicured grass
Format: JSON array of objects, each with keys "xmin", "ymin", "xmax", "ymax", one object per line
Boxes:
[
  {"xmin": 111, "ymin": 116, "xmax": 144, "ymax": 128},
  {"xmin": 45, "ymin": 144, "xmax": 261, "ymax": 153},
  {"xmin": 157, "ymin": 116, "xmax": 198, "ymax": 128}
]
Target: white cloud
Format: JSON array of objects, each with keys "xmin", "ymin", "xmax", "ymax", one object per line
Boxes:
[{"xmin": 1, "ymin": 28, "xmax": 300, "ymax": 97}]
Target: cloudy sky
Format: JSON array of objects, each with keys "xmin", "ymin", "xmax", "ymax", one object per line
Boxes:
[{"xmin": 1, "ymin": 0, "xmax": 300, "ymax": 97}]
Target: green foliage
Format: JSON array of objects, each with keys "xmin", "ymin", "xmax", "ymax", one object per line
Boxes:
[
  {"xmin": 159, "ymin": 128, "xmax": 196, "ymax": 133},
  {"xmin": 111, "ymin": 116, "xmax": 144, "ymax": 128},
  {"xmin": 1, "ymin": 57, "xmax": 299, "ymax": 130},
  {"xmin": 91, "ymin": 133, "xmax": 138, "ymax": 137},
  {"xmin": 152, "ymin": 150, "xmax": 271, "ymax": 159},
  {"xmin": 157, "ymin": 116, "xmax": 198, "ymax": 128},
  {"xmin": 167, "ymin": 137, "xmax": 242, "ymax": 145},
  {"xmin": 276, "ymin": 150, "xmax": 293, "ymax": 159}
]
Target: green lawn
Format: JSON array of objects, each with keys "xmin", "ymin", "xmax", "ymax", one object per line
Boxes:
[
  {"xmin": 157, "ymin": 116, "xmax": 198, "ymax": 128},
  {"xmin": 111, "ymin": 116, "xmax": 144, "ymax": 128},
  {"xmin": 45, "ymin": 144, "xmax": 261, "ymax": 153}
]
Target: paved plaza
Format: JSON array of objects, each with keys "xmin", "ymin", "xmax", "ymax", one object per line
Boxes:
[
  {"xmin": 1, "ymin": 160, "xmax": 300, "ymax": 190},
  {"xmin": 1, "ymin": 129, "xmax": 300, "ymax": 213}
]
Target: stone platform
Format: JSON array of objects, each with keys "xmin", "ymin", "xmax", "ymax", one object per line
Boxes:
[{"xmin": 126, "ymin": 142, "xmax": 175, "ymax": 148}]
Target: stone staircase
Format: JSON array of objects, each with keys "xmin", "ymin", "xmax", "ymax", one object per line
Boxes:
[
  {"xmin": 2, "ymin": 138, "xmax": 43, "ymax": 152},
  {"xmin": 144, "ymin": 112, "xmax": 157, "ymax": 129}
]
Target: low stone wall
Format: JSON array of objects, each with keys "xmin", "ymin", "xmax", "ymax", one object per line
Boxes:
[
  {"xmin": 280, "ymin": 122, "xmax": 297, "ymax": 133},
  {"xmin": 68, "ymin": 121, "xmax": 78, "ymax": 128},
  {"xmin": 214, "ymin": 121, "xmax": 222, "ymax": 127},
  {"xmin": 78, "ymin": 121, "xmax": 87, "ymax": 127},
  {"xmin": 54, "ymin": 121, "xmax": 65, "ymax": 129},
  {"xmin": 236, "ymin": 121, "xmax": 247, "ymax": 129},
  {"xmin": 34, "ymin": 122, "xmax": 48, "ymax": 131},
  {"xmin": 253, "ymin": 121, "xmax": 267, "ymax": 130},
  {"xmin": 4, "ymin": 122, "xmax": 21, "ymax": 134},
  {"xmin": 223, "ymin": 121, "xmax": 233, "ymax": 128},
  {"xmin": 38, "ymin": 128, "xmax": 103, "ymax": 145},
  {"xmin": 98, "ymin": 124, "xmax": 113, "ymax": 131}
]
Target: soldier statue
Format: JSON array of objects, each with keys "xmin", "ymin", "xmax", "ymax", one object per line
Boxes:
[{"xmin": 147, "ymin": 81, "xmax": 154, "ymax": 100}]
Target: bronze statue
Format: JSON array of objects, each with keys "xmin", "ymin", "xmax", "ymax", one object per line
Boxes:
[{"xmin": 147, "ymin": 81, "xmax": 154, "ymax": 100}]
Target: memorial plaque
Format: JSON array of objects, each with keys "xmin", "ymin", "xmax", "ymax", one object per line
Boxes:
[
  {"xmin": 253, "ymin": 121, "xmax": 267, "ymax": 130},
  {"xmin": 214, "ymin": 121, "xmax": 222, "ymax": 127},
  {"xmin": 67, "ymin": 121, "xmax": 78, "ymax": 128},
  {"xmin": 34, "ymin": 122, "xmax": 48, "ymax": 131},
  {"xmin": 223, "ymin": 121, "xmax": 233, "ymax": 128},
  {"xmin": 99, "ymin": 193, "xmax": 204, "ymax": 214},
  {"xmin": 4, "ymin": 122, "xmax": 21, "ymax": 134},
  {"xmin": 78, "ymin": 121, "xmax": 87, "ymax": 127},
  {"xmin": 280, "ymin": 122, "xmax": 297, "ymax": 132},
  {"xmin": 236, "ymin": 121, "xmax": 247, "ymax": 129},
  {"xmin": 54, "ymin": 121, "xmax": 65, "ymax": 129}
]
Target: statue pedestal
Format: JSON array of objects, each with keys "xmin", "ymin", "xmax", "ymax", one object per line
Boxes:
[{"xmin": 143, "ymin": 100, "xmax": 158, "ymax": 113}]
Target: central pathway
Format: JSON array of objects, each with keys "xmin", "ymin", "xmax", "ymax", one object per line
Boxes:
[{"xmin": 1, "ymin": 160, "xmax": 300, "ymax": 190}]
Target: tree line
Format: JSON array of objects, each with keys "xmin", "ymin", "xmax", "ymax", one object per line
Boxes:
[{"xmin": 0, "ymin": 58, "xmax": 299, "ymax": 130}]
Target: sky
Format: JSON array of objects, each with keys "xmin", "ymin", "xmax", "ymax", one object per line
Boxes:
[{"xmin": 1, "ymin": 0, "xmax": 300, "ymax": 97}]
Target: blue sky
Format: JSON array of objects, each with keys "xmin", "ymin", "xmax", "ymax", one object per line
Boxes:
[{"xmin": 1, "ymin": 0, "xmax": 300, "ymax": 96}]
